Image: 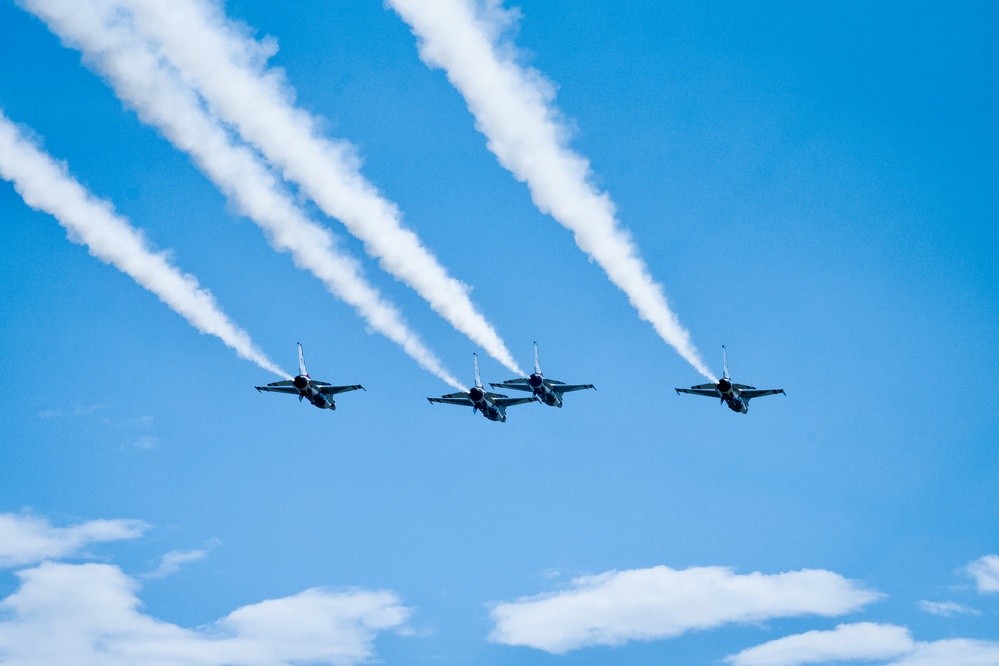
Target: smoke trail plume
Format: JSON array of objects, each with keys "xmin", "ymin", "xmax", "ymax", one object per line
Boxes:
[
  {"xmin": 87, "ymin": 0, "xmax": 523, "ymax": 376},
  {"xmin": 0, "ymin": 110, "xmax": 287, "ymax": 379},
  {"xmin": 389, "ymin": 0, "xmax": 715, "ymax": 381},
  {"xmin": 21, "ymin": 0, "xmax": 464, "ymax": 390}
]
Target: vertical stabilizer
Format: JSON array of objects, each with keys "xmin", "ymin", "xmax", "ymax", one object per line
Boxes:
[
  {"xmin": 533, "ymin": 341, "xmax": 541, "ymax": 375},
  {"xmin": 722, "ymin": 345, "xmax": 729, "ymax": 380},
  {"xmin": 473, "ymin": 353, "xmax": 483, "ymax": 389},
  {"xmin": 297, "ymin": 342, "xmax": 309, "ymax": 378}
]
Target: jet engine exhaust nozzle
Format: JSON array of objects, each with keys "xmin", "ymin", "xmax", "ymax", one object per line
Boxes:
[
  {"xmin": 293, "ymin": 375, "xmax": 309, "ymax": 390},
  {"xmin": 717, "ymin": 378, "xmax": 732, "ymax": 393},
  {"xmin": 528, "ymin": 374, "xmax": 543, "ymax": 388},
  {"xmin": 468, "ymin": 387, "xmax": 484, "ymax": 403}
]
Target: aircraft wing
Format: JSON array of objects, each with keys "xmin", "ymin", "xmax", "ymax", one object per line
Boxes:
[
  {"xmin": 428, "ymin": 396, "xmax": 474, "ymax": 407},
  {"xmin": 319, "ymin": 384, "xmax": 364, "ymax": 395},
  {"xmin": 255, "ymin": 385, "xmax": 300, "ymax": 395},
  {"xmin": 740, "ymin": 389, "xmax": 785, "ymax": 400},
  {"xmin": 690, "ymin": 383, "xmax": 716, "ymax": 390},
  {"xmin": 552, "ymin": 383, "xmax": 595, "ymax": 394},
  {"xmin": 490, "ymin": 382, "xmax": 532, "ymax": 393},
  {"xmin": 490, "ymin": 379, "xmax": 530, "ymax": 391},
  {"xmin": 675, "ymin": 388, "xmax": 720, "ymax": 398},
  {"xmin": 494, "ymin": 396, "xmax": 537, "ymax": 408}
]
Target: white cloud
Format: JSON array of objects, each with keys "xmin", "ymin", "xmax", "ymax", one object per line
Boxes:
[
  {"xmin": 918, "ymin": 600, "xmax": 980, "ymax": 616},
  {"xmin": 726, "ymin": 623, "xmax": 915, "ymax": 665},
  {"xmin": 889, "ymin": 639, "xmax": 999, "ymax": 666},
  {"xmin": 727, "ymin": 624, "xmax": 999, "ymax": 666},
  {"xmin": 0, "ymin": 561, "xmax": 411, "ymax": 666},
  {"xmin": 0, "ymin": 513, "xmax": 147, "ymax": 567},
  {"xmin": 143, "ymin": 549, "xmax": 208, "ymax": 579},
  {"xmin": 967, "ymin": 555, "xmax": 999, "ymax": 593},
  {"xmin": 489, "ymin": 565, "xmax": 881, "ymax": 653}
]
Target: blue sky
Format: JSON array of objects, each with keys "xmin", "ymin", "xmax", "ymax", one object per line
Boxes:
[{"xmin": 0, "ymin": 0, "xmax": 997, "ymax": 663}]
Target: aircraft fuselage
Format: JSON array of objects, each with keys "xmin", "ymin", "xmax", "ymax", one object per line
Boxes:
[
  {"xmin": 293, "ymin": 374, "xmax": 335, "ymax": 410},
  {"xmin": 528, "ymin": 373, "xmax": 563, "ymax": 408},
  {"xmin": 716, "ymin": 378, "xmax": 748, "ymax": 414},
  {"xmin": 468, "ymin": 386, "xmax": 506, "ymax": 422}
]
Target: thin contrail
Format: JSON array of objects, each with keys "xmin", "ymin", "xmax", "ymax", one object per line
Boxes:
[
  {"xmin": 21, "ymin": 0, "xmax": 464, "ymax": 390},
  {"xmin": 92, "ymin": 0, "xmax": 524, "ymax": 376},
  {"xmin": 0, "ymin": 110, "xmax": 288, "ymax": 379},
  {"xmin": 389, "ymin": 0, "xmax": 716, "ymax": 381}
]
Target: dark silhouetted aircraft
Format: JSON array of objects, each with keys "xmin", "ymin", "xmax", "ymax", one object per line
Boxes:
[
  {"xmin": 490, "ymin": 342, "xmax": 594, "ymax": 408},
  {"xmin": 255, "ymin": 343, "xmax": 363, "ymax": 410},
  {"xmin": 428, "ymin": 354, "xmax": 536, "ymax": 422},
  {"xmin": 675, "ymin": 346, "xmax": 784, "ymax": 414}
]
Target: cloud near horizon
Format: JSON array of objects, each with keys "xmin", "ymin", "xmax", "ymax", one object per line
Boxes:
[
  {"xmin": 489, "ymin": 564, "xmax": 881, "ymax": 653},
  {"xmin": 0, "ymin": 562, "xmax": 412, "ymax": 666},
  {"xmin": 725, "ymin": 622, "xmax": 999, "ymax": 666}
]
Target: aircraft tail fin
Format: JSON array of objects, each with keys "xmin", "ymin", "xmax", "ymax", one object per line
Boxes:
[
  {"xmin": 473, "ymin": 353, "xmax": 483, "ymax": 389},
  {"xmin": 297, "ymin": 342, "xmax": 309, "ymax": 378},
  {"xmin": 533, "ymin": 341, "xmax": 541, "ymax": 375},
  {"xmin": 722, "ymin": 345, "xmax": 729, "ymax": 380}
]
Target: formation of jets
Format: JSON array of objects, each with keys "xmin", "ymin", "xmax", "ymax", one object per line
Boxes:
[{"xmin": 255, "ymin": 343, "xmax": 783, "ymax": 420}]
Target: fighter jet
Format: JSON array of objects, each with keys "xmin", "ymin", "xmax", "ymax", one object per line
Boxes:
[
  {"xmin": 427, "ymin": 354, "xmax": 537, "ymax": 422},
  {"xmin": 255, "ymin": 343, "xmax": 364, "ymax": 410},
  {"xmin": 490, "ymin": 342, "xmax": 594, "ymax": 408},
  {"xmin": 675, "ymin": 346, "xmax": 784, "ymax": 414}
]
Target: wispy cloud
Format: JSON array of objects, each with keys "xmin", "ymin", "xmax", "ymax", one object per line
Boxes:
[
  {"xmin": 726, "ymin": 623, "xmax": 999, "ymax": 666},
  {"xmin": 918, "ymin": 600, "xmax": 980, "ymax": 617},
  {"xmin": 390, "ymin": 0, "xmax": 715, "ymax": 381},
  {"xmin": 20, "ymin": 0, "xmax": 463, "ymax": 390},
  {"xmin": 37, "ymin": 404, "xmax": 104, "ymax": 418},
  {"xmin": 0, "ymin": 110, "xmax": 288, "ymax": 379},
  {"xmin": 0, "ymin": 513, "xmax": 147, "ymax": 568},
  {"xmin": 0, "ymin": 562, "xmax": 411, "ymax": 666},
  {"xmin": 489, "ymin": 564, "xmax": 880, "ymax": 653},
  {"xmin": 143, "ymin": 548, "xmax": 208, "ymax": 579},
  {"xmin": 967, "ymin": 555, "xmax": 999, "ymax": 593},
  {"xmin": 93, "ymin": 0, "xmax": 523, "ymax": 375}
]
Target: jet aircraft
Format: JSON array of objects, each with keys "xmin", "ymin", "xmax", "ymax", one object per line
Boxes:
[
  {"xmin": 490, "ymin": 342, "xmax": 594, "ymax": 408},
  {"xmin": 675, "ymin": 346, "xmax": 784, "ymax": 414},
  {"xmin": 427, "ymin": 354, "xmax": 537, "ymax": 422},
  {"xmin": 255, "ymin": 343, "xmax": 364, "ymax": 410}
]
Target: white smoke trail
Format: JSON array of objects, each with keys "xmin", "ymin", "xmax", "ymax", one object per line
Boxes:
[
  {"xmin": 389, "ymin": 0, "xmax": 716, "ymax": 381},
  {"xmin": 91, "ymin": 0, "xmax": 524, "ymax": 376},
  {"xmin": 0, "ymin": 109, "xmax": 288, "ymax": 379},
  {"xmin": 20, "ymin": 0, "xmax": 464, "ymax": 390}
]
